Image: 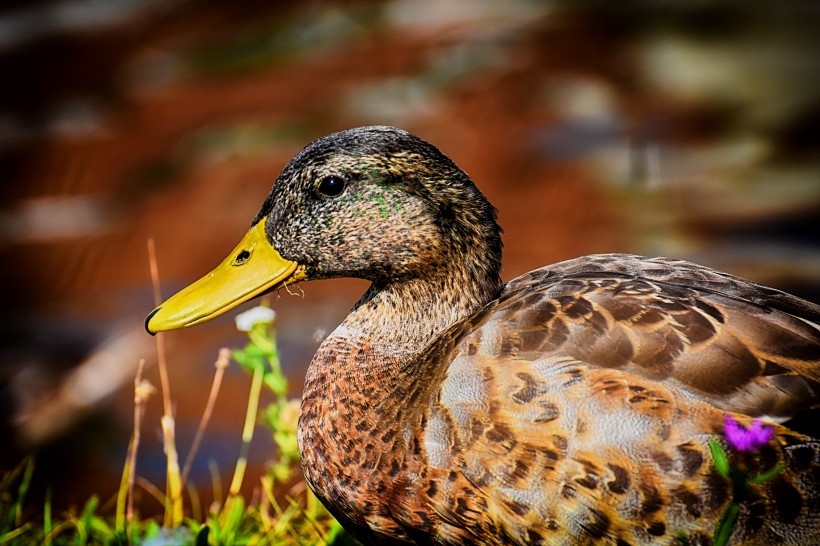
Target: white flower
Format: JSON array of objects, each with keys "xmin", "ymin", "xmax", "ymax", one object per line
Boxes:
[{"xmin": 235, "ymin": 305, "xmax": 276, "ymax": 332}]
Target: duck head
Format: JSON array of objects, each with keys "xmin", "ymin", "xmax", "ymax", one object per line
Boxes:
[{"xmin": 146, "ymin": 126, "xmax": 502, "ymax": 334}]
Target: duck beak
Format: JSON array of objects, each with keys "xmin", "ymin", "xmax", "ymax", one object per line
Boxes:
[{"xmin": 145, "ymin": 216, "xmax": 305, "ymax": 334}]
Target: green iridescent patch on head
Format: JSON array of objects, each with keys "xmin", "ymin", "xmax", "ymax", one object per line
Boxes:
[{"xmin": 371, "ymin": 194, "xmax": 389, "ymax": 218}]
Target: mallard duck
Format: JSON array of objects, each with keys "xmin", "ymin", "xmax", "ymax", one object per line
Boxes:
[{"xmin": 146, "ymin": 126, "xmax": 820, "ymax": 545}]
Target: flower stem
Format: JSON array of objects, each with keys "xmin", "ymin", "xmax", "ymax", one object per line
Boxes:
[
  {"xmin": 714, "ymin": 502, "xmax": 739, "ymax": 546},
  {"xmin": 229, "ymin": 360, "xmax": 264, "ymax": 496}
]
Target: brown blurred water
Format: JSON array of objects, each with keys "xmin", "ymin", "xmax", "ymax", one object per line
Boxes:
[{"xmin": 1, "ymin": 0, "xmax": 819, "ymax": 513}]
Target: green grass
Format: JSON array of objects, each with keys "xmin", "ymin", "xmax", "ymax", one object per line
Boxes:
[{"xmin": 0, "ymin": 305, "xmax": 353, "ymax": 546}]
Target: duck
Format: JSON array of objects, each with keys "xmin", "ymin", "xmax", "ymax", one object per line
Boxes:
[{"xmin": 146, "ymin": 126, "xmax": 820, "ymax": 545}]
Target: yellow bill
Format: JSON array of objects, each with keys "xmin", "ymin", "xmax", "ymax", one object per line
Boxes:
[{"xmin": 145, "ymin": 216, "xmax": 305, "ymax": 333}]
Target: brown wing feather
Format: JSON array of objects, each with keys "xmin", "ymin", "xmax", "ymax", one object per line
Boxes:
[
  {"xmin": 485, "ymin": 254, "xmax": 820, "ymax": 422},
  {"xmin": 538, "ymin": 253, "xmax": 820, "ymax": 325}
]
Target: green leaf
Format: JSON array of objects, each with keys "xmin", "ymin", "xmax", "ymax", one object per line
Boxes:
[
  {"xmin": 106, "ymin": 529, "xmax": 128, "ymax": 546},
  {"xmin": 233, "ymin": 347, "xmax": 266, "ymax": 374},
  {"xmin": 15, "ymin": 458, "xmax": 34, "ymax": 528},
  {"xmin": 220, "ymin": 495, "xmax": 246, "ymax": 541},
  {"xmin": 0, "ymin": 524, "xmax": 33, "ymax": 544},
  {"xmin": 248, "ymin": 327, "xmax": 277, "ymax": 356},
  {"xmin": 80, "ymin": 496, "xmax": 100, "ymax": 521},
  {"xmin": 708, "ymin": 439, "xmax": 731, "ymax": 478},
  {"xmin": 144, "ymin": 520, "xmax": 161, "ymax": 539},
  {"xmin": 43, "ymin": 487, "xmax": 52, "ymax": 540},
  {"xmin": 264, "ymin": 375, "xmax": 287, "ymax": 397},
  {"xmin": 749, "ymin": 462, "xmax": 787, "ymax": 484},
  {"xmin": 88, "ymin": 514, "xmax": 112, "ymax": 538}
]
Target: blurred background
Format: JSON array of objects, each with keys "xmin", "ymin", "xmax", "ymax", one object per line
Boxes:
[{"xmin": 1, "ymin": 0, "xmax": 819, "ymax": 515}]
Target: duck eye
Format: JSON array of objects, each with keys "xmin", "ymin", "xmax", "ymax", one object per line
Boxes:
[
  {"xmin": 317, "ymin": 176, "xmax": 346, "ymax": 197},
  {"xmin": 235, "ymin": 249, "xmax": 251, "ymax": 265}
]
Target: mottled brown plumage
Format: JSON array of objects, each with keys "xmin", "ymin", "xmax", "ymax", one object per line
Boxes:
[{"xmin": 154, "ymin": 126, "xmax": 820, "ymax": 545}]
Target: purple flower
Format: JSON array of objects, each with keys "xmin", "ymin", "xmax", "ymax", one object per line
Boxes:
[{"xmin": 724, "ymin": 414, "xmax": 774, "ymax": 452}]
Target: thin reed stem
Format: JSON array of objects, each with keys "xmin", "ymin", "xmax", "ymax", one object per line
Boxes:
[
  {"xmin": 186, "ymin": 482, "xmax": 202, "ymax": 523},
  {"xmin": 161, "ymin": 417, "xmax": 183, "ymax": 527},
  {"xmin": 146, "ymin": 239, "xmax": 173, "ymax": 419},
  {"xmin": 116, "ymin": 359, "xmax": 153, "ymax": 536},
  {"xmin": 147, "ymin": 238, "xmax": 183, "ymax": 527},
  {"xmin": 135, "ymin": 476, "xmax": 167, "ymax": 508},
  {"xmin": 208, "ymin": 460, "xmax": 223, "ymax": 508},
  {"xmin": 182, "ymin": 348, "xmax": 230, "ymax": 485},
  {"xmin": 229, "ymin": 362, "xmax": 264, "ymax": 496}
]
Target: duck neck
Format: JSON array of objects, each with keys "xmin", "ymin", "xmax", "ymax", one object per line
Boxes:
[
  {"xmin": 314, "ymin": 270, "xmax": 497, "ymax": 391},
  {"xmin": 363, "ymin": 278, "xmax": 485, "ymax": 352},
  {"xmin": 297, "ymin": 270, "xmax": 498, "ymax": 533}
]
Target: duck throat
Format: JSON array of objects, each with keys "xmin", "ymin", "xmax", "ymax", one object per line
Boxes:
[
  {"xmin": 297, "ymin": 274, "xmax": 495, "ymax": 535},
  {"xmin": 317, "ymin": 270, "xmax": 495, "ymax": 382}
]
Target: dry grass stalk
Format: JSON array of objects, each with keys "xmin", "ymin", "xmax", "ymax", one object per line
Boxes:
[
  {"xmin": 115, "ymin": 359, "xmax": 154, "ymax": 538},
  {"xmin": 146, "ymin": 238, "xmax": 183, "ymax": 527},
  {"xmin": 181, "ymin": 347, "xmax": 231, "ymax": 485}
]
